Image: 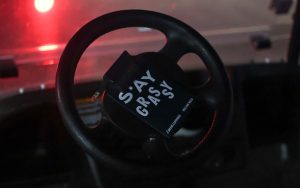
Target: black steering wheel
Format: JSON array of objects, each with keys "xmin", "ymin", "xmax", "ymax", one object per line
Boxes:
[{"xmin": 56, "ymin": 10, "xmax": 232, "ymax": 178}]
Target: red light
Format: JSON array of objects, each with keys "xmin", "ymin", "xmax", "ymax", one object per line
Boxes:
[
  {"xmin": 41, "ymin": 60, "xmax": 56, "ymax": 66},
  {"xmin": 38, "ymin": 44, "xmax": 58, "ymax": 51},
  {"xmin": 34, "ymin": 0, "xmax": 54, "ymax": 13}
]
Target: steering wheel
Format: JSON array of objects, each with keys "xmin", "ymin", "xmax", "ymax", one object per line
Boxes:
[{"xmin": 56, "ymin": 10, "xmax": 232, "ymax": 178}]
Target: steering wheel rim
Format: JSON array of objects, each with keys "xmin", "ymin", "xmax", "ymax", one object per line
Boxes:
[{"xmin": 56, "ymin": 9, "xmax": 233, "ymax": 178}]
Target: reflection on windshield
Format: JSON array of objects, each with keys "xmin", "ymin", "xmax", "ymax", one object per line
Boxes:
[
  {"xmin": 0, "ymin": 0, "xmax": 295, "ymax": 98},
  {"xmin": 0, "ymin": 0, "xmax": 293, "ymax": 54}
]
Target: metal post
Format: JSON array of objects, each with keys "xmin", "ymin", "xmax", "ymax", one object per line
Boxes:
[{"xmin": 287, "ymin": 0, "xmax": 300, "ymax": 65}]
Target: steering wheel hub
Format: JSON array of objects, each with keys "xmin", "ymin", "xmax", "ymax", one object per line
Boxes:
[{"xmin": 103, "ymin": 51, "xmax": 195, "ymax": 138}]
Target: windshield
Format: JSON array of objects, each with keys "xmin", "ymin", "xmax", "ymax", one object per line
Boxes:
[{"xmin": 0, "ymin": 0, "xmax": 296, "ymax": 97}]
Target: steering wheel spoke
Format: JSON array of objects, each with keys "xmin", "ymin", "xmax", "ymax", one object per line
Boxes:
[
  {"xmin": 193, "ymin": 79, "xmax": 222, "ymax": 110},
  {"xmin": 159, "ymin": 35, "xmax": 189, "ymax": 62},
  {"xmin": 142, "ymin": 136, "xmax": 168, "ymax": 159}
]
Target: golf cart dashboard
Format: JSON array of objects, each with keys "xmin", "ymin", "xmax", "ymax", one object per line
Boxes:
[{"xmin": 0, "ymin": 60, "xmax": 299, "ymax": 186}]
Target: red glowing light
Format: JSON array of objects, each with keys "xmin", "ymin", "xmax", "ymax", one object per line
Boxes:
[
  {"xmin": 38, "ymin": 44, "xmax": 59, "ymax": 51},
  {"xmin": 34, "ymin": 0, "xmax": 54, "ymax": 13},
  {"xmin": 41, "ymin": 60, "xmax": 56, "ymax": 66}
]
